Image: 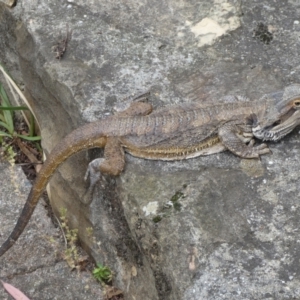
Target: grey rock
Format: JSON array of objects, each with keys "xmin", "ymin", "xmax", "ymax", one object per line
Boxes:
[
  {"xmin": 0, "ymin": 0, "xmax": 300, "ymax": 299},
  {"xmin": 0, "ymin": 159, "xmax": 104, "ymax": 299}
]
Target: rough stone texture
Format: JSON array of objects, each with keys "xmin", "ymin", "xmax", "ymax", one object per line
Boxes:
[
  {"xmin": 0, "ymin": 0, "xmax": 300, "ymax": 299},
  {"xmin": 0, "ymin": 159, "xmax": 104, "ymax": 299}
]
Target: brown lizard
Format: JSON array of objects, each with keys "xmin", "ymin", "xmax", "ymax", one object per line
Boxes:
[{"xmin": 1, "ymin": 84, "xmax": 300, "ymax": 257}]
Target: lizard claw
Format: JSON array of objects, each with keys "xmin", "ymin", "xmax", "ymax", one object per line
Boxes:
[
  {"xmin": 84, "ymin": 158, "xmax": 104, "ymax": 183},
  {"xmin": 252, "ymin": 143, "xmax": 271, "ymax": 159},
  {"xmin": 248, "ymin": 139, "xmax": 255, "ymax": 147},
  {"xmin": 235, "ymin": 142, "xmax": 271, "ymax": 158},
  {"xmin": 83, "ymin": 158, "xmax": 105, "ymax": 204}
]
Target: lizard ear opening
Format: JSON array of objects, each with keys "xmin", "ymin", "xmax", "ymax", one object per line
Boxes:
[{"xmin": 246, "ymin": 113, "xmax": 258, "ymax": 125}]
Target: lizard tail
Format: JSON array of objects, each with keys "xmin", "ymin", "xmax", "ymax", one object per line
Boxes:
[
  {"xmin": 0, "ymin": 122, "xmax": 107, "ymax": 257},
  {"xmin": 0, "ymin": 189, "xmax": 38, "ymax": 257}
]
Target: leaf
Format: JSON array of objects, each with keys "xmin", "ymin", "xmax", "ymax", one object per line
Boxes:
[
  {"xmin": 0, "ymin": 130, "xmax": 12, "ymax": 137},
  {"xmin": 1, "ymin": 280, "xmax": 31, "ymax": 300},
  {"xmin": 0, "ymin": 82, "xmax": 14, "ymax": 133},
  {"xmin": 0, "ymin": 120, "xmax": 11, "ymax": 131},
  {"xmin": 16, "ymin": 134, "xmax": 41, "ymax": 141},
  {"xmin": 0, "ymin": 82, "xmax": 10, "ymax": 105},
  {"xmin": 0, "ymin": 106, "xmax": 28, "ymax": 111},
  {"xmin": 15, "ymin": 138, "xmax": 40, "ymax": 164}
]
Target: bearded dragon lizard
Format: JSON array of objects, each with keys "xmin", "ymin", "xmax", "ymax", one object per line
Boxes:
[{"xmin": 1, "ymin": 84, "xmax": 300, "ymax": 256}]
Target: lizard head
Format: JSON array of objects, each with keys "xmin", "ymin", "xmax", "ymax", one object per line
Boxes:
[{"xmin": 252, "ymin": 84, "xmax": 300, "ymax": 141}]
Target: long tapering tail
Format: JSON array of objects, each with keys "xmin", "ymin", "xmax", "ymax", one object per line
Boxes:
[{"xmin": 0, "ymin": 121, "xmax": 107, "ymax": 257}]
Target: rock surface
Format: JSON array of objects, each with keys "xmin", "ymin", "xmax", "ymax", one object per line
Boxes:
[
  {"xmin": 0, "ymin": 159, "xmax": 104, "ymax": 299},
  {"xmin": 1, "ymin": 0, "xmax": 300, "ymax": 299}
]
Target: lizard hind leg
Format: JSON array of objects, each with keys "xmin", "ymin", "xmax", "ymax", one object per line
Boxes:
[
  {"xmin": 83, "ymin": 138, "xmax": 125, "ymax": 204},
  {"xmin": 84, "ymin": 91, "xmax": 153, "ymax": 204}
]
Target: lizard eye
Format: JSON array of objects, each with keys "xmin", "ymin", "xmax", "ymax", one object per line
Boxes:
[{"xmin": 293, "ymin": 99, "xmax": 300, "ymax": 108}]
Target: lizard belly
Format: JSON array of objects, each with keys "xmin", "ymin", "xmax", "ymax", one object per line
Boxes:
[{"xmin": 122, "ymin": 135, "xmax": 226, "ymax": 160}]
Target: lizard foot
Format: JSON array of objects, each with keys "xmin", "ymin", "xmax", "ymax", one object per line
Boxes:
[
  {"xmin": 83, "ymin": 158, "xmax": 106, "ymax": 204},
  {"xmin": 114, "ymin": 91, "xmax": 150, "ymax": 113},
  {"xmin": 242, "ymin": 143, "xmax": 271, "ymax": 158}
]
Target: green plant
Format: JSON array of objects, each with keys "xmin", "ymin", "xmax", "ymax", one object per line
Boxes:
[
  {"xmin": 1, "ymin": 141, "xmax": 16, "ymax": 165},
  {"xmin": 0, "ymin": 82, "xmax": 40, "ymax": 143},
  {"xmin": 92, "ymin": 263, "xmax": 112, "ymax": 283},
  {"xmin": 0, "ymin": 63, "xmax": 41, "ymax": 167},
  {"xmin": 59, "ymin": 208, "xmax": 80, "ymax": 270}
]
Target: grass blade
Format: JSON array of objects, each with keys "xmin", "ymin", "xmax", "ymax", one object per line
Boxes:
[
  {"xmin": 0, "ymin": 130, "xmax": 12, "ymax": 137},
  {"xmin": 0, "ymin": 106, "xmax": 28, "ymax": 111},
  {"xmin": 0, "ymin": 120, "xmax": 11, "ymax": 131},
  {"xmin": 0, "ymin": 82, "xmax": 14, "ymax": 133},
  {"xmin": 16, "ymin": 134, "xmax": 41, "ymax": 141}
]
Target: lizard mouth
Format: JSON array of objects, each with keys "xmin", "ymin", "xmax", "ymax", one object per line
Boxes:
[{"xmin": 253, "ymin": 109, "xmax": 299, "ymax": 141}]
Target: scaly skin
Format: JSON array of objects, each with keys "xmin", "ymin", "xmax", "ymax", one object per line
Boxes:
[{"xmin": 1, "ymin": 84, "xmax": 300, "ymax": 256}]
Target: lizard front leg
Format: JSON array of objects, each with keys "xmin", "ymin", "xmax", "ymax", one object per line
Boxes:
[
  {"xmin": 114, "ymin": 91, "xmax": 152, "ymax": 116},
  {"xmin": 218, "ymin": 122, "xmax": 271, "ymax": 158}
]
